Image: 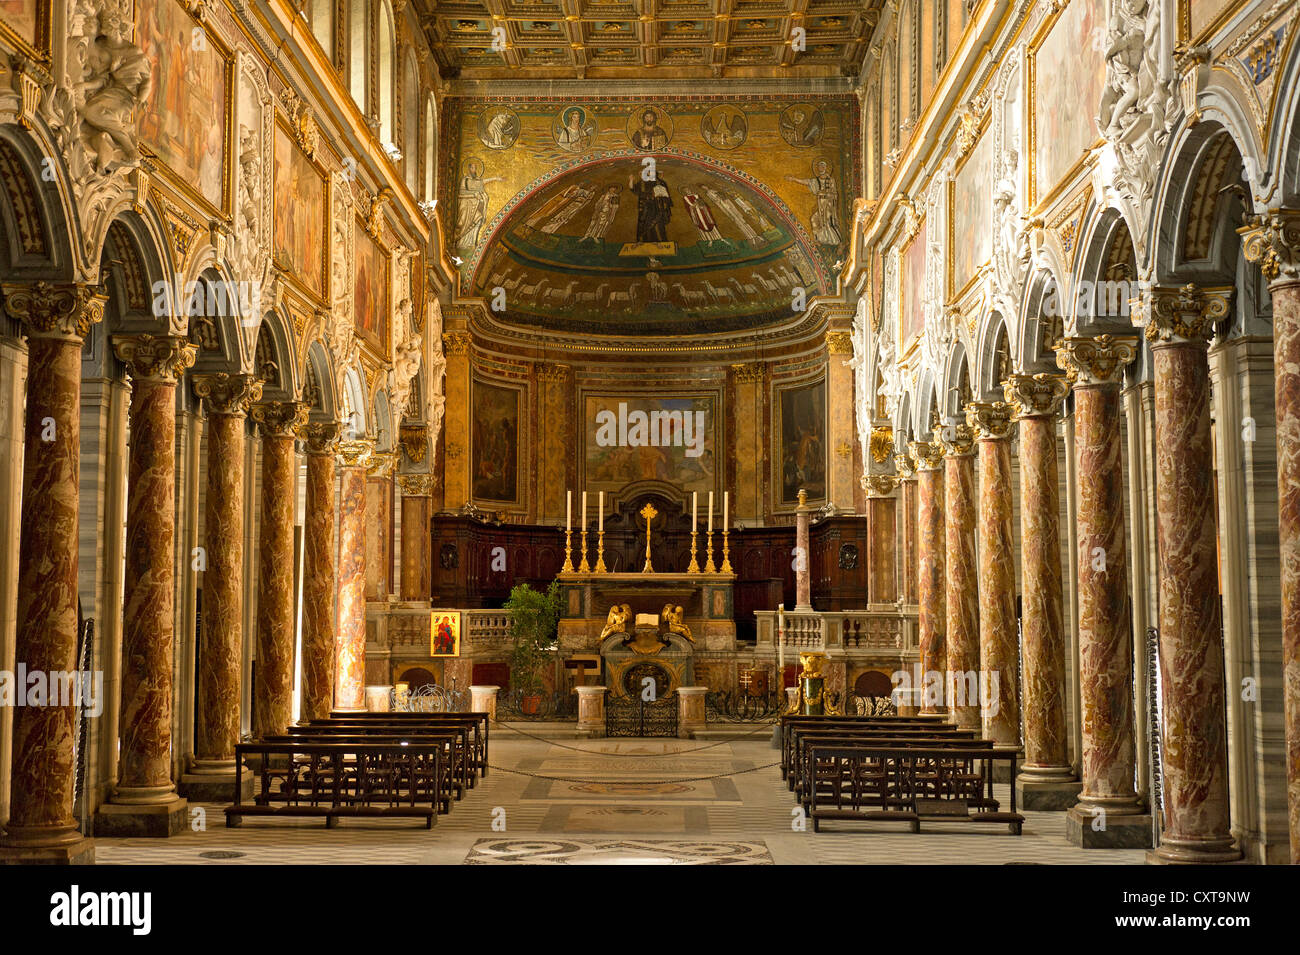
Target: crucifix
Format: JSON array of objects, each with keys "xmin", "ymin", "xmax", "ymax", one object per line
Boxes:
[{"xmin": 639, "ymin": 502, "xmax": 658, "ymax": 573}]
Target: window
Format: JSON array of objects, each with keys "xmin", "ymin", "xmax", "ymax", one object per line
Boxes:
[
  {"xmin": 310, "ymin": 0, "xmax": 332, "ymax": 56},
  {"xmin": 378, "ymin": 1, "xmax": 396, "ymax": 145},
  {"xmin": 424, "ymin": 97, "xmax": 437, "ymax": 202},
  {"xmin": 403, "ymin": 56, "xmax": 419, "ymax": 191},
  {"xmin": 348, "ymin": 0, "xmax": 366, "ymax": 109}
]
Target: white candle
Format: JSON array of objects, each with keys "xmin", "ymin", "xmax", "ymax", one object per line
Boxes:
[
  {"xmin": 777, "ymin": 602, "xmax": 786, "ymax": 680},
  {"xmin": 723, "ymin": 491, "xmax": 728, "ymax": 530},
  {"xmin": 707, "ymin": 491, "xmax": 713, "ymax": 533},
  {"xmin": 582, "ymin": 490, "xmax": 587, "ymax": 529},
  {"xmin": 566, "ymin": 490, "xmax": 572, "ymax": 532},
  {"xmin": 598, "ymin": 491, "xmax": 604, "ymax": 532},
  {"xmin": 692, "ymin": 491, "xmax": 697, "ymax": 530}
]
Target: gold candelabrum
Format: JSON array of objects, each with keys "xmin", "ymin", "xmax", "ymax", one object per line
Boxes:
[
  {"xmin": 720, "ymin": 527, "xmax": 733, "ymax": 574},
  {"xmin": 703, "ymin": 527, "xmax": 717, "ymax": 574},
  {"xmin": 640, "ymin": 502, "xmax": 658, "ymax": 573},
  {"xmin": 687, "ymin": 528, "xmax": 701, "ymax": 574},
  {"xmin": 578, "ymin": 525, "xmax": 591, "ymax": 573},
  {"xmin": 594, "ymin": 528, "xmax": 607, "ymax": 573},
  {"xmin": 562, "ymin": 529, "xmax": 575, "ymax": 573}
]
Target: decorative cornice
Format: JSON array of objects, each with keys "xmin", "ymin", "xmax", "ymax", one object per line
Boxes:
[
  {"xmin": 909, "ymin": 440, "xmax": 944, "ymax": 472},
  {"xmin": 399, "ymin": 422, "xmax": 428, "ymax": 463},
  {"xmin": 1134, "ymin": 284, "xmax": 1231, "ymax": 346},
  {"xmin": 965, "ymin": 401, "xmax": 1014, "ymax": 440},
  {"xmin": 826, "ymin": 330, "xmax": 853, "ymax": 354},
  {"xmin": 1054, "ymin": 335, "xmax": 1138, "ymax": 387},
  {"xmin": 937, "ymin": 422, "xmax": 975, "ymax": 458},
  {"xmin": 338, "ymin": 439, "xmax": 375, "ymax": 468},
  {"xmin": 1240, "ymin": 210, "xmax": 1300, "ymax": 284},
  {"xmin": 1003, "ymin": 373, "xmax": 1070, "ymax": 419},
  {"xmin": 193, "ymin": 373, "xmax": 263, "ymax": 416},
  {"xmin": 113, "ymin": 335, "xmax": 198, "ymax": 384},
  {"xmin": 303, "ymin": 421, "xmax": 341, "ymax": 455},
  {"xmin": 250, "ymin": 400, "xmax": 309, "ymax": 439},
  {"xmin": 397, "ymin": 473, "xmax": 436, "ymax": 497},
  {"xmin": 869, "ymin": 425, "xmax": 894, "ymax": 463},
  {"xmin": 1, "ymin": 282, "xmax": 106, "ymax": 341},
  {"xmin": 443, "ymin": 331, "xmax": 472, "ymax": 355}
]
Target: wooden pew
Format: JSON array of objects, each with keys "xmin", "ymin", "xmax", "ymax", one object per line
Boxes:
[
  {"xmin": 779, "ymin": 715, "xmax": 958, "ymax": 781},
  {"xmin": 290, "ymin": 722, "xmax": 477, "ymax": 793},
  {"xmin": 227, "ymin": 742, "xmax": 443, "ymax": 829},
  {"xmin": 793, "ymin": 733, "xmax": 983, "ymax": 807},
  {"xmin": 789, "ymin": 728, "xmax": 980, "ymax": 796},
  {"xmin": 313, "ymin": 712, "xmax": 490, "ymax": 778},
  {"xmin": 266, "ymin": 731, "xmax": 462, "ymax": 810}
]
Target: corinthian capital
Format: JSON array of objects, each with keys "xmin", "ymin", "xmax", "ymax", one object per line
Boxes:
[
  {"xmin": 862, "ymin": 473, "xmax": 898, "ymax": 498},
  {"xmin": 251, "ymin": 400, "xmax": 309, "ymax": 438},
  {"xmin": 338, "ymin": 439, "xmax": 374, "ymax": 468},
  {"xmin": 1003, "ymin": 373, "xmax": 1069, "ymax": 418},
  {"xmin": 893, "ymin": 452, "xmax": 916, "ymax": 479},
  {"xmin": 1134, "ymin": 283, "xmax": 1230, "ymax": 345},
  {"xmin": 909, "ymin": 440, "xmax": 944, "ymax": 472},
  {"xmin": 113, "ymin": 335, "xmax": 198, "ymax": 383},
  {"xmin": 397, "ymin": 473, "xmax": 436, "ymax": 496},
  {"xmin": 936, "ymin": 421, "xmax": 975, "ymax": 457},
  {"xmin": 965, "ymin": 401, "xmax": 1013, "ymax": 439},
  {"xmin": 2, "ymin": 282, "xmax": 106, "ymax": 341},
  {"xmin": 1055, "ymin": 335, "xmax": 1137, "ymax": 386},
  {"xmin": 303, "ymin": 420, "xmax": 342, "ymax": 455},
  {"xmin": 1240, "ymin": 210, "xmax": 1300, "ymax": 284},
  {"xmin": 193, "ymin": 373, "xmax": 263, "ymax": 416}
]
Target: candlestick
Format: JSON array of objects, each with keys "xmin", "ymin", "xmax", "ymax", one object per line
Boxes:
[
  {"xmin": 578, "ymin": 526, "xmax": 591, "ymax": 573},
  {"xmin": 720, "ymin": 525, "xmax": 733, "ymax": 574},
  {"xmin": 561, "ymin": 528, "xmax": 575, "ymax": 573},
  {"xmin": 594, "ymin": 527, "xmax": 607, "ymax": 573},
  {"xmin": 777, "ymin": 603, "xmax": 786, "ymax": 700},
  {"xmin": 704, "ymin": 526, "xmax": 717, "ymax": 574},
  {"xmin": 687, "ymin": 528, "xmax": 701, "ymax": 574}
]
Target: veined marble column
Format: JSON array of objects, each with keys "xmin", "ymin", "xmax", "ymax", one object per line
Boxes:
[
  {"xmin": 0, "ymin": 283, "xmax": 103, "ymax": 864},
  {"xmin": 1004, "ymin": 373, "xmax": 1079, "ymax": 809},
  {"xmin": 1242, "ymin": 211, "xmax": 1300, "ymax": 863},
  {"xmin": 398, "ymin": 473, "xmax": 434, "ymax": 600},
  {"xmin": 967, "ymin": 401, "xmax": 1019, "ymax": 749},
  {"xmin": 910, "ymin": 439, "xmax": 946, "ymax": 715},
  {"xmin": 895, "ymin": 453, "xmax": 919, "ymax": 604},
  {"xmin": 863, "ymin": 474, "xmax": 898, "ymax": 604},
  {"xmin": 794, "ymin": 488, "xmax": 812, "ymax": 610},
  {"xmin": 250, "ymin": 400, "xmax": 308, "ymax": 738},
  {"xmin": 1057, "ymin": 336, "xmax": 1149, "ymax": 847},
  {"xmin": 95, "ymin": 336, "xmax": 196, "ymax": 837},
  {"xmin": 301, "ymin": 421, "xmax": 341, "ymax": 722},
  {"xmin": 1139, "ymin": 285, "xmax": 1240, "ymax": 863},
  {"xmin": 183, "ymin": 373, "xmax": 261, "ymax": 800},
  {"xmin": 940, "ymin": 422, "xmax": 980, "ymax": 731},
  {"xmin": 336, "ymin": 439, "xmax": 373, "ymax": 712}
]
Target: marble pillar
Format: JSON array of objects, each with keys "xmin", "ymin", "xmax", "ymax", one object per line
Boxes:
[
  {"xmin": 967, "ymin": 401, "xmax": 1019, "ymax": 749},
  {"xmin": 1140, "ymin": 286, "xmax": 1240, "ymax": 863},
  {"xmin": 576, "ymin": 685, "xmax": 608, "ymax": 737},
  {"xmin": 1004, "ymin": 373, "xmax": 1079, "ymax": 809},
  {"xmin": 365, "ymin": 452, "xmax": 396, "ymax": 601},
  {"xmin": 864, "ymin": 474, "xmax": 899, "ymax": 604},
  {"xmin": 182, "ymin": 374, "xmax": 261, "ymax": 800},
  {"xmin": 1242, "ymin": 211, "xmax": 1300, "ymax": 863},
  {"xmin": 397, "ymin": 473, "xmax": 434, "ymax": 600},
  {"xmin": 94, "ymin": 336, "xmax": 196, "ymax": 837},
  {"xmin": 895, "ymin": 453, "xmax": 919, "ymax": 604},
  {"xmin": 336, "ymin": 440, "xmax": 373, "ymax": 712},
  {"xmin": 794, "ymin": 488, "xmax": 812, "ymax": 610},
  {"xmin": 1057, "ymin": 336, "xmax": 1150, "ymax": 847},
  {"xmin": 910, "ymin": 439, "xmax": 946, "ymax": 715},
  {"xmin": 941, "ymin": 422, "xmax": 980, "ymax": 731},
  {"xmin": 250, "ymin": 400, "xmax": 308, "ymax": 738},
  {"xmin": 301, "ymin": 422, "xmax": 341, "ymax": 723},
  {"xmin": 0, "ymin": 283, "xmax": 103, "ymax": 864}
]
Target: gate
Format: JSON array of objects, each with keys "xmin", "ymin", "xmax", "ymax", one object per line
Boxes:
[{"xmin": 605, "ymin": 695, "xmax": 679, "ymax": 738}]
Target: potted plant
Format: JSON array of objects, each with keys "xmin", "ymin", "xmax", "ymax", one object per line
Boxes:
[{"xmin": 504, "ymin": 580, "xmax": 562, "ymax": 715}]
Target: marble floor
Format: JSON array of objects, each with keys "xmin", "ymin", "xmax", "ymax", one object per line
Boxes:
[{"xmin": 94, "ymin": 725, "xmax": 1148, "ymax": 865}]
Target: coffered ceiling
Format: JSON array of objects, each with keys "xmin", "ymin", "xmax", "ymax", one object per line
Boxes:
[{"xmin": 415, "ymin": 0, "xmax": 884, "ymax": 80}]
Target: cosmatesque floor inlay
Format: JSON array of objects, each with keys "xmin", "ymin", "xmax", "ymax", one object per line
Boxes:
[{"xmin": 464, "ymin": 838, "xmax": 774, "ymax": 865}]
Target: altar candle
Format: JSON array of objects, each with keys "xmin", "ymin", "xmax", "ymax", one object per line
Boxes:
[
  {"xmin": 723, "ymin": 491, "xmax": 728, "ymax": 530},
  {"xmin": 707, "ymin": 491, "xmax": 713, "ymax": 533},
  {"xmin": 566, "ymin": 490, "xmax": 572, "ymax": 532},
  {"xmin": 777, "ymin": 602, "xmax": 786, "ymax": 676},
  {"xmin": 582, "ymin": 490, "xmax": 587, "ymax": 528},
  {"xmin": 598, "ymin": 491, "xmax": 604, "ymax": 532},
  {"xmin": 692, "ymin": 491, "xmax": 697, "ymax": 530}
]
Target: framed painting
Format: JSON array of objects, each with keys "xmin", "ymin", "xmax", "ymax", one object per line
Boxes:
[
  {"xmin": 430, "ymin": 610, "xmax": 461, "ymax": 657},
  {"xmin": 900, "ymin": 221, "xmax": 926, "ymax": 346},
  {"xmin": 471, "ymin": 379, "xmax": 521, "ymax": 505},
  {"xmin": 354, "ymin": 223, "xmax": 390, "ymax": 359},
  {"xmin": 582, "ymin": 393, "xmax": 716, "ymax": 495},
  {"xmin": 0, "ymin": 0, "xmax": 47, "ymax": 57},
  {"xmin": 136, "ymin": 0, "xmax": 232, "ymax": 215},
  {"xmin": 774, "ymin": 377, "xmax": 826, "ymax": 506},
  {"xmin": 273, "ymin": 122, "xmax": 327, "ymax": 298}
]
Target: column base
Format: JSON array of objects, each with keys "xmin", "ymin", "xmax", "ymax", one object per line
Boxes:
[
  {"xmin": 0, "ymin": 838, "xmax": 95, "ymax": 865},
  {"xmin": 1016, "ymin": 774, "xmax": 1082, "ymax": 811},
  {"xmin": 1066, "ymin": 805, "xmax": 1153, "ymax": 848},
  {"xmin": 94, "ymin": 795, "xmax": 189, "ymax": 838},
  {"xmin": 179, "ymin": 766, "xmax": 254, "ymax": 803},
  {"xmin": 574, "ymin": 725, "xmax": 605, "ymax": 738},
  {"xmin": 1146, "ymin": 836, "xmax": 1243, "ymax": 865}
]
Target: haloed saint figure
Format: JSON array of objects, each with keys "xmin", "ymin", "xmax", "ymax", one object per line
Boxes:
[{"xmin": 628, "ymin": 170, "xmax": 672, "ymax": 243}]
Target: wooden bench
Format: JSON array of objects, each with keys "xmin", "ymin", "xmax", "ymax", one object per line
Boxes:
[
  {"xmin": 314, "ymin": 712, "xmax": 490, "ymax": 778},
  {"xmin": 780, "ymin": 716, "xmax": 960, "ymax": 782},
  {"xmin": 790, "ymin": 728, "xmax": 980, "ymax": 797},
  {"xmin": 226, "ymin": 742, "xmax": 444, "ymax": 829},
  {"xmin": 793, "ymin": 733, "xmax": 985, "ymax": 808},
  {"xmin": 804, "ymin": 742, "xmax": 1023, "ymax": 834},
  {"xmin": 266, "ymin": 732, "xmax": 462, "ymax": 811},
  {"xmin": 289, "ymin": 723, "xmax": 477, "ymax": 796}
]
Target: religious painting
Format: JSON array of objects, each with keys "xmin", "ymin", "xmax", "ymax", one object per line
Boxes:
[
  {"xmin": 701, "ymin": 104, "xmax": 747, "ymax": 149},
  {"xmin": 952, "ymin": 127, "xmax": 993, "ymax": 293},
  {"xmin": 583, "ymin": 394, "xmax": 716, "ymax": 495},
  {"xmin": 136, "ymin": 0, "xmax": 231, "ymax": 212},
  {"xmin": 478, "ymin": 107, "xmax": 519, "ymax": 150},
  {"xmin": 455, "ymin": 159, "xmax": 503, "ymax": 252},
  {"xmin": 779, "ymin": 104, "xmax": 824, "ymax": 147},
  {"xmin": 552, "ymin": 105, "xmax": 596, "ymax": 151},
  {"xmin": 626, "ymin": 105, "xmax": 672, "ymax": 150},
  {"xmin": 354, "ymin": 225, "xmax": 389, "ymax": 359},
  {"xmin": 273, "ymin": 123, "xmax": 326, "ymax": 297},
  {"xmin": 1031, "ymin": 0, "xmax": 1107, "ymax": 202},
  {"xmin": 430, "ymin": 610, "xmax": 462, "ymax": 657},
  {"xmin": 471, "ymin": 379, "xmax": 520, "ymax": 504},
  {"xmin": 775, "ymin": 379, "xmax": 826, "ymax": 505},
  {"xmin": 901, "ymin": 221, "xmax": 926, "ymax": 344},
  {"xmin": 785, "ymin": 159, "xmax": 842, "ymax": 248},
  {"xmin": 0, "ymin": 0, "xmax": 40, "ymax": 51}
]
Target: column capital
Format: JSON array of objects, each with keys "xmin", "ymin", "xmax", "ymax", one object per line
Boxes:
[
  {"xmin": 397, "ymin": 472, "xmax": 436, "ymax": 496},
  {"xmin": 1134, "ymin": 283, "xmax": 1231, "ymax": 346},
  {"xmin": 536, "ymin": 362, "xmax": 572, "ymax": 382},
  {"xmin": 730, "ymin": 361, "xmax": 765, "ymax": 383},
  {"xmin": 1055, "ymin": 334, "xmax": 1138, "ymax": 386},
  {"xmin": 442, "ymin": 331, "xmax": 471, "ymax": 355},
  {"xmin": 869, "ymin": 424, "xmax": 894, "ymax": 463},
  {"xmin": 1003, "ymin": 372, "xmax": 1070, "ymax": 418},
  {"xmin": 862, "ymin": 472, "xmax": 898, "ymax": 497},
  {"xmin": 113, "ymin": 334, "xmax": 197, "ymax": 383},
  {"xmin": 367, "ymin": 451, "xmax": 398, "ymax": 479},
  {"xmin": 893, "ymin": 452, "xmax": 916, "ymax": 480},
  {"xmin": 2, "ymin": 281, "xmax": 106, "ymax": 341},
  {"xmin": 193, "ymin": 372, "xmax": 263, "ymax": 416},
  {"xmin": 303, "ymin": 420, "xmax": 341, "ymax": 455},
  {"xmin": 250, "ymin": 400, "xmax": 309, "ymax": 439},
  {"xmin": 965, "ymin": 400, "xmax": 1013, "ymax": 439},
  {"xmin": 337, "ymin": 439, "xmax": 374, "ymax": 468},
  {"xmin": 937, "ymin": 421, "xmax": 975, "ymax": 457},
  {"xmin": 1239, "ymin": 208, "xmax": 1300, "ymax": 284},
  {"xmin": 909, "ymin": 439, "xmax": 944, "ymax": 472}
]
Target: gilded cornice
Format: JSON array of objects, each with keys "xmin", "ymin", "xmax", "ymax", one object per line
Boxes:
[
  {"xmin": 1, "ymin": 282, "xmax": 106, "ymax": 340},
  {"xmin": 1134, "ymin": 284, "xmax": 1231, "ymax": 345},
  {"xmin": 965, "ymin": 401, "xmax": 1013, "ymax": 439},
  {"xmin": 113, "ymin": 335, "xmax": 198, "ymax": 384},
  {"xmin": 937, "ymin": 421, "xmax": 975, "ymax": 457},
  {"xmin": 1003, "ymin": 372, "xmax": 1069, "ymax": 418},
  {"xmin": 193, "ymin": 373, "xmax": 263, "ymax": 416},
  {"xmin": 909, "ymin": 439, "xmax": 944, "ymax": 472},
  {"xmin": 338, "ymin": 439, "xmax": 375, "ymax": 468},
  {"xmin": 251, "ymin": 400, "xmax": 309, "ymax": 439},
  {"xmin": 1241, "ymin": 210, "xmax": 1300, "ymax": 284},
  {"xmin": 1055, "ymin": 335, "xmax": 1138, "ymax": 386},
  {"xmin": 893, "ymin": 452, "xmax": 916, "ymax": 480},
  {"xmin": 862, "ymin": 473, "xmax": 899, "ymax": 498}
]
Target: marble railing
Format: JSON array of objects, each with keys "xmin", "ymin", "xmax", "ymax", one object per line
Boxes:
[
  {"xmin": 753, "ymin": 605, "xmax": 919, "ymax": 657},
  {"xmin": 379, "ymin": 605, "xmax": 514, "ymax": 653}
]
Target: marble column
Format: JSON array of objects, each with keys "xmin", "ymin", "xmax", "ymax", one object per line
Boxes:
[
  {"xmin": 895, "ymin": 453, "xmax": 919, "ymax": 604},
  {"xmin": 794, "ymin": 487, "xmax": 812, "ymax": 610},
  {"xmin": 910, "ymin": 439, "xmax": 946, "ymax": 715},
  {"xmin": 397, "ymin": 473, "xmax": 434, "ymax": 600},
  {"xmin": 182, "ymin": 373, "xmax": 261, "ymax": 800},
  {"xmin": 301, "ymin": 421, "xmax": 341, "ymax": 723},
  {"xmin": 967, "ymin": 401, "xmax": 1020, "ymax": 749},
  {"xmin": 1242, "ymin": 210, "xmax": 1300, "ymax": 863},
  {"xmin": 940, "ymin": 422, "xmax": 980, "ymax": 730},
  {"xmin": 336, "ymin": 439, "xmax": 373, "ymax": 712},
  {"xmin": 1139, "ymin": 285, "xmax": 1241, "ymax": 863},
  {"xmin": 94, "ymin": 336, "xmax": 196, "ymax": 837},
  {"xmin": 249, "ymin": 400, "xmax": 308, "ymax": 738},
  {"xmin": 1004, "ymin": 373, "xmax": 1079, "ymax": 809},
  {"xmin": 864, "ymin": 474, "xmax": 898, "ymax": 604},
  {"xmin": 0, "ymin": 283, "xmax": 103, "ymax": 864},
  {"xmin": 1057, "ymin": 335, "xmax": 1150, "ymax": 847}
]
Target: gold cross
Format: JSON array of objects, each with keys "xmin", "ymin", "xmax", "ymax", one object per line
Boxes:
[{"xmin": 640, "ymin": 503, "xmax": 658, "ymax": 573}]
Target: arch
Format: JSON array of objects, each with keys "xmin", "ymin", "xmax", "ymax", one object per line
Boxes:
[
  {"xmin": 185, "ymin": 266, "xmax": 247, "ymax": 372},
  {"xmin": 895, "ymin": 390, "xmax": 915, "ymax": 450},
  {"xmin": 0, "ymin": 127, "xmax": 76, "ymax": 279},
  {"xmin": 914, "ymin": 369, "xmax": 941, "ymax": 439},
  {"xmin": 303, "ymin": 339, "xmax": 340, "ymax": 421},
  {"xmin": 341, "ymin": 364, "xmax": 368, "ymax": 438},
  {"xmin": 1272, "ymin": 26, "xmax": 1300, "ymax": 205},
  {"xmin": 402, "ymin": 53, "xmax": 420, "ymax": 193},
  {"xmin": 1071, "ymin": 205, "xmax": 1138, "ymax": 334},
  {"xmin": 423, "ymin": 95, "xmax": 437, "ymax": 202},
  {"xmin": 253, "ymin": 308, "xmax": 300, "ymax": 399},
  {"xmin": 98, "ymin": 214, "xmax": 172, "ymax": 332},
  {"xmin": 940, "ymin": 342, "xmax": 972, "ymax": 421},
  {"xmin": 377, "ymin": 0, "xmax": 397, "ymax": 146},
  {"xmin": 348, "ymin": 0, "xmax": 367, "ymax": 111},
  {"xmin": 372, "ymin": 386, "xmax": 393, "ymax": 451},
  {"xmin": 1016, "ymin": 267, "xmax": 1062, "ymax": 373},
  {"xmin": 974, "ymin": 309, "xmax": 1012, "ymax": 399}
]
